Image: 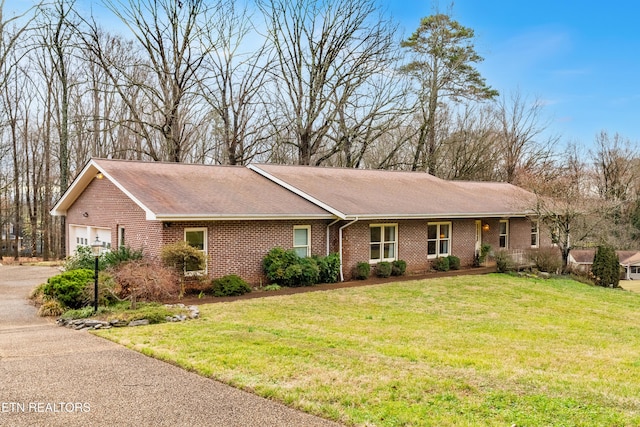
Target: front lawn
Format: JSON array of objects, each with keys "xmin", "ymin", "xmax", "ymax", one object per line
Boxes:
[{"xmin": 95, "ymin": 274, "xmax": 640, "ymax": 426}]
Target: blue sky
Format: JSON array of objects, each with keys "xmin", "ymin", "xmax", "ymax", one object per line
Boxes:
[
  {"xmin": 389, "ymin": 1, "xmax": 640, "ymax": 149},
  {"xmin": 5, "ymin": 0, "xmax": 638, "ymax": 149}
]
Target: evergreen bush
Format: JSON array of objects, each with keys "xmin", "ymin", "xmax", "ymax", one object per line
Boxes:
[
  {"xmin": 447, "ymin": 255, "xmax": 461, "ymax": 270},
  {"xmin": 432, "ymin": 256, "xmax": 450, "ymax": 272},
  {"xmin": 392, "ymin": 260, "xmax": 407, "ymax": 276},
  {"xmin": 591, "ymin": 245, "xmax": 620, "ymax": 288},
  {"xmin": 313, "ymin": 252, "xmax": 341, "ymax": 283},
  {"xmin": 354, "ymin": 262, "xmax": 371, "ymax": 280},
  {"xmin": 42, "ymin": 269, "xmax": 95, "ymax": 309},
  {"xmin": 211, "ymin": 274, "xmax": 252, "ymax": 297},
  {"xmin": 376, "ymin": 261, "xmax": 392, "ymax": 278}
]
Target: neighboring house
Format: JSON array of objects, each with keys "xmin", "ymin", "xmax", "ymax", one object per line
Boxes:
[
  {"xmin": 569, "ymin": 249, "xmax": 640, "ymax": 280},
  {"xmin": 51, "ymin": 159, "xmax": 550, "ymax": 284}
]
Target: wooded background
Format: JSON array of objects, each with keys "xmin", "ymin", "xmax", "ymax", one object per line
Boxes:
[{"xmin": 1, "ymin": 0, "xmax": 638, "ymax": 260}]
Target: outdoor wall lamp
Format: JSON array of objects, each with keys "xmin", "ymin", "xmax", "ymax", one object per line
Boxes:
[
  {"xmin": 90, "ymin": 236, "xmax": 102, "ymax": 313},
  {"xmin": 96, "ymin": 172, "xmax": 104, "ymax": 179},
  {"xmin": 482, "ymin": 223, "xmax": 490, "ymax": 232}
]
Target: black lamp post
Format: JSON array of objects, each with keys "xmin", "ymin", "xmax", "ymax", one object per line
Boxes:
[{"xmin": 90, "ymin": 236, "xmax": 102, "ymax": 313}]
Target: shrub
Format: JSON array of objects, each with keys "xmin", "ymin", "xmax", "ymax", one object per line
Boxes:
[
  {"xmin": 263, "ymin": 284, "xmax": 282, "ymax": 292},
  {"xmin": 64, "ymin": 246, "xmax": 103, "ymax": 271},
  {"xmin": 161, "ymin": 241, "xmax": 206, "ymax": 275},
  {"xmin": 447, "ymin": 255, "xmax": 461, "ymax": 271},
  {"xmin": 60, "ymin": 306, "xmax": 96, "ymax": 320},
  {"xmin": 211, "ymin": 274, "xmax": 252, "ymax": 297},
  {"xmin": 262, "ymin": 247, "xmax": 301, "ymax": 286},
  {"xmin": 80, "ymin": 271, "xmax": 119, "ymax": 308},
  {"xmin": 376, "ymin": 261, "xmax": 392, "ymax": 278},
  {"xmin": 262, "ymin": 247, "xmax": 320, "ymax": 287},
  {"xmin": 314, "ymin": 252, "xmax": 341, "ymax": 283},
  {"xmin": 64, "ymin": 245, "xmax": 144, "ymax": 272},
  {"xmin": 474, "ymin": 244, "xmax": 492, "ymax": 267},
  {"xmin": 392, "ymin": 260, "xmax": 407, "ymax": 276},
  {"xmin": 591, "ymin": 245, "xmax": 620, "ymax": 288},
  {"xmin": 103, "ymin": 246, "xmax": 144, "ymax": 268},
  {"xmin": 38, "ymin": 299, "xmax": 65, "ymax": 317},
  {"xmin": 111, "ymin": 259, "xmax": 181, "ymax": 306},
  {"xmin": 353, "ymin": 262, "xmax": 371, "ymax": 280},
  {"xmin": 432, "ymin": 257, "xmax": 450, "ymax": 272},
  {"xmin": 298, "ymin": 257, "xmax": 320, "ymax": 287},
  {"xmin": 495, "ymin": 250, "xmax": 515, "ymax": 273},
  {"xmin": 528, "ymin": 247, "xmax": 562, "ymax": 273},
  {"xmin": 42, "ymin": 269, "xmax": 95, "ymax": 309}
]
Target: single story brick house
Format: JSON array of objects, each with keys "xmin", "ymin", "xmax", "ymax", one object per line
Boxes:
[{"xmin": 51, "ymin": 158, "xmax": 550, "ymax": 283}]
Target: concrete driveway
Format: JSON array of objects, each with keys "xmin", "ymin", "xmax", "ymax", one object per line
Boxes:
[{"xmin": 0, "ymin": 265, "xmax": 341, "ymax": 427}]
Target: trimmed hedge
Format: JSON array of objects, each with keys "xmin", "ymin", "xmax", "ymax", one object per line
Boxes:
[{"xmin": 212, "ymin": 274, "xmax": 252, "ymax": 297}]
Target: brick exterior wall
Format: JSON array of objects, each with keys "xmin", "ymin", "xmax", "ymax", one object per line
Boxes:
[
  {"xmin": 162, "ymin": 220, "xmax": 330, "ymax": 285},
  {"xmin": 66, "ymin": 176, "xmax": 547, "ymax": 285},
  {"xmin": 66, "ymin": 177, "xmax": 163, "ymax": 255},
  {"xmin": 338, "ymin": 217, "xmax": 540, "ymax": 280}
]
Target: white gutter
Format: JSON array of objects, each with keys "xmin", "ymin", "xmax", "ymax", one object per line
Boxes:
[
  {"xmin": 326, "ymin": 218, "xmax": 341, "ymax": 255},
  {"xmin": 338, "ymin": 217, "xmax": 359, "ymax": 282}
]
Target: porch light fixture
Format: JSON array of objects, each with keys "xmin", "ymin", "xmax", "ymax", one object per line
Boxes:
[
  {"xmin": 482, "ymin": 223, "xmax": 490, "ymax": 232},
  {"xmin": 90, "ymin": 236, "xmax": 102, "ymax": 313},
  {"xmin": 96, "ymin": 172, "xmax": 104, "ymax": 179}
]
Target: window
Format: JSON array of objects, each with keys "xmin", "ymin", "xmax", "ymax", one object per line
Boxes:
[
  {"xmin": 530, "ymin": 220, "xmax": 539, "ymax": 248},
  {"xmin": 499, "ymin": 220, "xmax": 509, "ymax": 249},
  {"xmin": 427, "ymin": 222, "xmax": 451, "ymax": 258},
  {"xmin": 293, "ymin": 225, "xmax": 311, "ymax": 258},
  {"xmin": 118, "ymin": 226, "xmax": 125, "ymax": 248},
  {"xmin": 185, "ymin": 228, "xmax": 207, "ymax": 273},
  {"xmin": 370, "ymin": 224, "xmax": 397, "ymax": 262}
]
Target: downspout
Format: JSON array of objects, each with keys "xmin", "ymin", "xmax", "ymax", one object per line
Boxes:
[
  {"xmin": 339, "ymin": 217, "xmax": 359, "ymax": 282},
  {"xmin": 326, "ymin": 218, "xmax": 341, "ymax": 256}
]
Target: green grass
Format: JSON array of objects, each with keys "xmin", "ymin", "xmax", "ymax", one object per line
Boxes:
[{"xmin": 95, "ymin": 274, "xmax": 640, "ymax": 426}]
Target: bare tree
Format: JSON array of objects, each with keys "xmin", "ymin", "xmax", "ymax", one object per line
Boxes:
[
  {"xmin": 86, "ymin": 0, "xmax": 217, "ymax": 162},
  {"xmin": 532, "ymin": 144, "xmax": 612, "ymax": 271},
  {"xmin": 199, "ymin": 2, "xmax": 271, "ymax": 165},
  {"xmin": 590, "ymin": 131, "xmax": 638, "ymax": 202},
  {"xmin": 257, "ymin": 0, "xmax": 398, "ymax": 165},
  {"xmin": 493, "ymin": 90, "xmax": 558, "ymax": 185}
]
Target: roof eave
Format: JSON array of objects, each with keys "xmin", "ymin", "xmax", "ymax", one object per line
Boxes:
[
  {"xmin": 342, "ymin": 211, "xmax": 535, "ymax": 220},
  {"xmin": 154, "ymin": 214, "xmax": 336, "ymax": 221}
]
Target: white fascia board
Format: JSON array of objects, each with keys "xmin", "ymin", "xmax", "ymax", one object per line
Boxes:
[
  {"xmin": 50, "ymin": 158, "xmax": 157, "ymax": 220},
  {"xmin": 248, "ymin": 164, "xmax": 347, "ymax": 220},
  {"xmin": 343, "ymin": 212, "xmax": 534, "ymax": 220},
  {"xmin": 154, "ymin": 214, "xmax": 336, "ymax": 221}
]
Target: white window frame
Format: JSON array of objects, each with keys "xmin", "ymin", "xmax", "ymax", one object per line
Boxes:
[
  {"xmin": 427, "ymin": 222, "xmax": 452, "ymax": 259},
  {"xmin": 499, "ymin": 220, "xmax": 509, "ymax": 249},
  {"xmin": 369, "ymin": 224, "xmax": 398, "ymax": 263},
  {"xmin": 530, "ymin": 220, "xmax": 539, "ymax": 248},
  {"xmin": 293, "ymin": 225, "xmax": 311, "ymax": 258},
  {"xmin": 184, "ymin": 227, "xmax": 207, "ymax": 275}
]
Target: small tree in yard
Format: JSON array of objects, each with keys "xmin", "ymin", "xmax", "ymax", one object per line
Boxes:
[
  {"xmin": 591, "ymin": 245, "xmax": 620, "ymax": 288},
  {"xmin": 161, "ymin": 241, "xmax": 206, "ymax": 294}
]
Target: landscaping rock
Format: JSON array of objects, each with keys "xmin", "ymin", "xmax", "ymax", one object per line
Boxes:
[
  {"xmin": 128, "ymin": 319, "xmax": 150, "ymax": 327},
  {"xmin": 58, "ymin": 304, "xmax": 199, "ymax": 330}
]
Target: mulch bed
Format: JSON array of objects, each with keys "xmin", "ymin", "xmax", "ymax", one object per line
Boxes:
[{"xmin": 172, "ymin": 266, "xmax": 497, "ymax": 306}]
